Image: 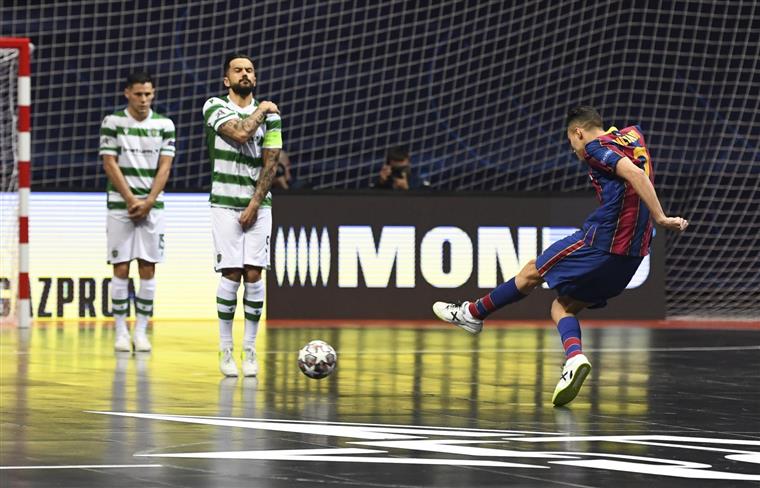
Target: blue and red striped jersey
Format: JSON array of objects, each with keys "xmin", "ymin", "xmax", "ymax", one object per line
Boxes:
[{"xmin": 581, "ymin": 125, "xmax": 654, "ymax": 256}]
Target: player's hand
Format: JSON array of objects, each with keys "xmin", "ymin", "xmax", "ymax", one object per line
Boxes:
[
  {"xmin": 239, "ymin": 205, "xmax": 259, "ymax": 230},
  {"xmin": 392, "ymin": 172, "xmax": 409, "ymax": 190},
  {"xmin": 128, "ymin": 199, "xmax": 152, "ymax": 221},
  {"xmin": 378, "ymin": 164, "xmax": 392, "ymax": 183},
  {"xmin": 257, "ymin": 101, "xmax": 279, "ymax": 114},
  {"xmin": 657, "ymin": 216, "xmax": 688, "ymax": 232}
]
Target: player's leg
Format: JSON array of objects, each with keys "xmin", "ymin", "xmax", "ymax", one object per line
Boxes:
[
  {"xmin": 133, "ymin": 260, "xmax": 156, "ymax": 352},
  {"xmin": 551, "ymin": 295, "xmax": 588, "ymax": 359},
  {"xmin": 107, "ymin": 211, "xmax": 135, "ymax": 351},
  {"xmin": 547, "ymin": 252, "xmax": 643, "ymax": 405},
  {"xmin": 132, "ymin": 210, "xmax": 164, "ymax": 352},
  {"xmin": 432, "ymin": 259, "xmax": 543, "ymax": 334},
  {"xmin": 218, "ymin": 268, "xmax": 242, "ymax": 376},
  {"xmin": 550, "ymin": 296, "xmax": 592, "ymax": 407},
  {"xmin": 111, "ymin": 262, "xmax": 132, "ymax": 351},
  {"xmin": 239, "ymin": 208, "xmax": 271, "ymax": 377},
  {"xmin": 212, "ymin": 207, "xmax": 245, "ymax": 377},
  {"xmin": 472, "ymin": 259, "xmax": 543, "ymax": 318},
  {"xmin": 241, "ymin": 266, "xmax": 263, "ymax": 377}
]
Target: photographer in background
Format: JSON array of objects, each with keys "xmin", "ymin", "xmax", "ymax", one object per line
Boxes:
[
  {"xmin": 271, "ymin": 150, "xmax": 292, "ymax": 190},
  {"xmin": 271, "ymin": 150, "xmax": 312, "ymax": 190},
  {"xmin": 373, "ymin": 146, "xmax": 424, "ymax": 190}
]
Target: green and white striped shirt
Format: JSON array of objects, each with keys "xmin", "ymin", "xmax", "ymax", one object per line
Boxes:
[
  {"xmin": 203, "ymin": 95, "xmax": 283, "ymax": 210},
  {"xmin": 99, "ymin": 109, "xmax": 176, "ymax": 210}
]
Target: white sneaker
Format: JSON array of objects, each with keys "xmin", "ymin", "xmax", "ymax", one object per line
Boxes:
[
  {"xmin": 552, "ymin": 353, "xmax": 592, "ymax": 407},
  {"xmin": 114, "ymin": 332, "xmax": 132, "ymax": 352},
  {"xmin": 432, "ymin": 301, "xmax": 483, "ymax": 334},
  {"xmin": 219, "ymin": 348, "xmax": 238, "ymax": 377},
  {"xmin": 133, "ymin": 333, "xmax": 152, "ymax": 352},
  {"xmin": 241, "ymin": 347, "xmax": 258, "ymax": 377}
]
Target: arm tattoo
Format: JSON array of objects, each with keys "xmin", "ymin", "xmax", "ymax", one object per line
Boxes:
[
  {"xmin": 220, "ymin": 110, "xmax": 267, "ymax": 140},
  {"xmin": 245, "ymin": 111, "xmax": 267, "ymax": 131},
  {"xmin": 251, "ymin": 149, "xmax": 280, "ymax": 206}
]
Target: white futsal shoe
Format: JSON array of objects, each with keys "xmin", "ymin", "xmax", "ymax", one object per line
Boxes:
[
  {"xmin": 219, "ymin": 348, "xmax": 239, "ymax": 377},
  {"xmin": 432, "ymin": 301, "xmax": 483, "ymax": 334},
  {"xmin": 114, "ymin": 332, "xmax": 132, "ymax": 352},
  {"xmin": 552, "ymin": 353, "xmax": 592, "ymax": 407},
  {"xmin": 241, "ymin": 347, "xmax": 258, "ymax": 377},
  {"xmin": 132, "ymin": 333, "xmax": 152, "ymax": 352}
]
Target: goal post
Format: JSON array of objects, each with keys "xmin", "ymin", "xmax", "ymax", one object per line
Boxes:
[{"xmin": 0, "ymin": 37, "xmax": 31, "ymax": 328}]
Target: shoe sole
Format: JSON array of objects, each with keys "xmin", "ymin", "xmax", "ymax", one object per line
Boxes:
[
  {"xmin": 432, "ymin": 305, "xmax": 482, "ymax": 335},
  {"xmin": 552, "ymin": 363, "xmax": 592, "ymax": 407},
  {"xmin": 451, "ymin": 322, "xmax": 482, "ymax": 335}
]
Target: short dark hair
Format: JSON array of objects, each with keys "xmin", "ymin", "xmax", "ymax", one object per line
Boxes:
[
  {"xmin": 224, "ymin": 53, "xmax": 255, "ymax": 76},
  {"xmin": 386, "ymin": 146, "xmax": 410, "ymax": 163},
  {"xmin": 566, "ymin": 106, "xmax": 603, "ymax": 129},
  {"xmin": 125, "ymin": 70, "xmax": 153, "ymax": 89}
]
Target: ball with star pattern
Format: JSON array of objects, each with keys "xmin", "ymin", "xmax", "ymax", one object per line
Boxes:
[{"xmin": 297, "ymin": 340, "xmax": 337, "ymax": 379}]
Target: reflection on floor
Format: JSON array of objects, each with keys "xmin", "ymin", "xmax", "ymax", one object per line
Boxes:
[{"xmin": 1, "ymin": 320, "xmax": 759, "ymax": 487}]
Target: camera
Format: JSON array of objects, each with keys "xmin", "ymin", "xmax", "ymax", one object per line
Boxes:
[{"xmin": 391, "ymin": 166, "xmax": 409, "ymax": 178}]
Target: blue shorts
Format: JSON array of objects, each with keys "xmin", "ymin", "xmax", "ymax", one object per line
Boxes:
[{"xmin": 535, "ymin": 231, "xmax": 643, "ymax": 309}]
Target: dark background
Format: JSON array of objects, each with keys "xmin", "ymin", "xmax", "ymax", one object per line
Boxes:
[{"xmin": 2, "ymin": 0, "xmax": 758, "ymax": 318}]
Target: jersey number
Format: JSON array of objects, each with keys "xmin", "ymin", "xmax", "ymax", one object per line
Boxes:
[{"xmin": 633, "ymin": 146, "xmax": 651, "ymax": 177}]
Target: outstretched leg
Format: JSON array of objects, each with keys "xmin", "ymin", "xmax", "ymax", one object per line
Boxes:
[
  {"xmin": 551, "ymin": 296, "xmax": 592, "ymax": 407},
  {"xmin": 432, "ymin": 260, "xmax": 544, "ymax": 334}
]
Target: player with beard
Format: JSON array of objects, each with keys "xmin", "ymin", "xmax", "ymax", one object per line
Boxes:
[{"xmin": 202, "ymin": 54, "xmax": 282, "ymax": 377}]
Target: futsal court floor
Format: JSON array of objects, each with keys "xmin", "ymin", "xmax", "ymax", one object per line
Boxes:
[{"xmin": 1, "ymin": 319, "xmax": 759, "ymax": 487}]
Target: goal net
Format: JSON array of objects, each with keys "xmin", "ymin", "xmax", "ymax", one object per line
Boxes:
[
  {"xmin": 0, "ymin": 47, "xmax": 18, "ymax": 325},
  {"xmin": 2, "ymin": 2, "xmax": 758, "ymax": 318}
]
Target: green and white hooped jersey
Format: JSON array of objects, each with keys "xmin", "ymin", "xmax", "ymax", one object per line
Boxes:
[
  {"xmin": 99, "ymin": 109, "xmax": 176, "ymax": 210},
  {"xmin": 203, "ymin": 95, "xmax": 283, "ymax": 210}
]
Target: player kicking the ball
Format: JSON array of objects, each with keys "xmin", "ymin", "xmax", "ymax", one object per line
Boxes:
[
  {"xmin": 203, "ymin": 53, "xmax": 282, "ymax": 377},
  {"xmin": 433, "ymin": 106, "xmax": 688, "ymax": 406}
]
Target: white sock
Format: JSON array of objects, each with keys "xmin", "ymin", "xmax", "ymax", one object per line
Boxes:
[
  {"xmin": 243, "ymin": 280, "xmax": 264, "ymax": 350},
  {"xmin": 217, "ymin": 276, "xmax": 240, "ymax": 350},
  {"xmin": 111, "ymin": 277, "xmax": 130, "ymax": 336},
  {"xmin": 135, "ymin": 278, "xmax": 155, "ymax": 336}
]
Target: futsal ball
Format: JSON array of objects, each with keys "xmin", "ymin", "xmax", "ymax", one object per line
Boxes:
[{"xmin": 297, "ymin": 340, "xmax": 337, "ymax": 379}]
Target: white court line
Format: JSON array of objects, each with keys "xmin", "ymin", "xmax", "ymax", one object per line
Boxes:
[
  {"xmin": 0, "ymin": 464, "xmax": 163, "ymax": 470},
  {"xmin": 263, "ymin": 345, "xmax": 760, "ymax": 355}
]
